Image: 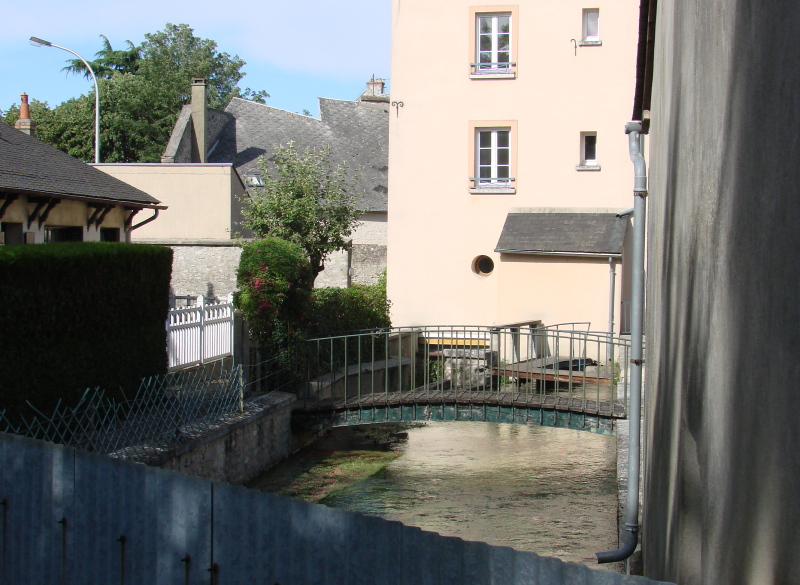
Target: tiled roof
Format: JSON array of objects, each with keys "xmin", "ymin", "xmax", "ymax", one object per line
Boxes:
[
  {"xmin": 0, "ymin": 121, "xmax": 160, "ymax": 206},
  {"xmin": 495, "ymin": 212, "xmax": 628, "ymax": 256},
  {"xmin": 208, "ymin": 97, "xmax": 389, "ymax": 212}
]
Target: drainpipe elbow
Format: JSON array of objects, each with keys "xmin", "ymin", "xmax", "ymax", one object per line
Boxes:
[
  {"xmin": 596, "ymin": 524, "xmax": 639, "ymax": 564},
  {"xmin": 626, "ymin": 126, "xmax": 647, "ymax": 192}
]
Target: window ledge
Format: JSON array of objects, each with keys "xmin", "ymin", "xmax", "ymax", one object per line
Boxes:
[
  {"xmin": 470, "ymin": 187, "xmax": 516, "ymax": 194},
  {"xmin": 576, "ymin": 164, "xmax": 602, "ymax": 172},
  {"xmin": 470, "ymin": 72, "xmax": 516, "ymax": 80},
  {"xmin": 578, "ymin": 40, "xmax": 602, "ymax": 46}
]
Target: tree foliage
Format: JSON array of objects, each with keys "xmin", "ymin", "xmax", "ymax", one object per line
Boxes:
[
  {"xmin": 62, "ymin": 35, "xmax": 141, "ymax": 79},
  {"xmin": 241, "ymin": 143, "xmax": 363, "ymax": 282},
  {"xmin": 1, "ymin": 24, "xmax": 269, "ymax": 163}
]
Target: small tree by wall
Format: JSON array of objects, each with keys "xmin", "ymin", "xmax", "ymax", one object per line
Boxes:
[{"xmin": 239, "ymin": 142, "xmax": 363, "ymax": 283}]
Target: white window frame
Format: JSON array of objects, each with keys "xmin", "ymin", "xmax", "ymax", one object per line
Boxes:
[
  {"xmin": 472, "ymin": 128, "xmax": 515, "ymax": 192},
  {"xmin": 473, "ymin": 13, "xmax": 515, "ymax": 77},
  {"xmin": 577, "ymin": 132, "xmax": 601, "ymax": 171},
  {"xmin": 581, "ymin": 9, "xmax": 601, "ymax": 45}
]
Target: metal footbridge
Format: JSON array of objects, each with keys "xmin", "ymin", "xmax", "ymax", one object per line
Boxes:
[{"xmin": 280, "ymin": 324, "xmax": 631, "ymax": 435}]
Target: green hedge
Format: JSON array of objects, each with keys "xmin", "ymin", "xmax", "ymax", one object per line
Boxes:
[
  {"xmin": 309, "ymin": 272, "xmax": 391, "ymax": 337},
  {"xmin": 0, "ymin": 242, "xmax": 172, "ymax": 418}
]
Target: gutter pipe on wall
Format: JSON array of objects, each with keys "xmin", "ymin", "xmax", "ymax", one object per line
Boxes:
[
  {"xmin": 596, "ymin": 121, "xmax": 647, "ymax": 564},
  {"xmin": 607, "ymin": 257, "xmax": 616, "ymax": 363},
  {"xmin": 129, "ymin": 209, "xmax": 160, "ymax": 232}
]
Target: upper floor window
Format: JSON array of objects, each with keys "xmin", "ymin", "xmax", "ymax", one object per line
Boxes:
[
  {"xmin": 471, "ymin": 13, "xmax": 516, "ymax": 78},
  {"xmin": 471, "ymin": 128, "xmax": 515, "ymax": 192},
  {"xmin": 580, "ymin": 9, "xmax": 601, "ymax": 45}
]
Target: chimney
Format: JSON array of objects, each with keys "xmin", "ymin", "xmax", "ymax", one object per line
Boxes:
[
  {"xmin": 14, "ymin": 93, "xmax": 36, "ymax": 136},
  {"xmin": 365, "ymin": 77, "xmax": 385, "ymax": 97},
  {"xmin": 191, "ymin": 78, "xmax": 208, "ymax": 163}
]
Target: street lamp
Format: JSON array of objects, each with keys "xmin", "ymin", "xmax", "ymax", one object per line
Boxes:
[{"xmin": 30, "ymin": 36, "xmax": 100, "ymax": 164}]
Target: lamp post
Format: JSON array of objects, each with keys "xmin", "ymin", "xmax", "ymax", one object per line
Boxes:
[{"xmin": 30, "ymin": 36, "xmax": 100, "ymax": 163}]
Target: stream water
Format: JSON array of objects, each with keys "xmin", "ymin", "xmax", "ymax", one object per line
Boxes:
[{"xmin": 320, "ymin": 422, "xmax": 619, "ymax": 567}]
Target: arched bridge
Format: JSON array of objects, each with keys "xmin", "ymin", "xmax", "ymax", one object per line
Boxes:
[{"xmin": 287, "ymin": 324, "xmax": 630, "ymax": 435}]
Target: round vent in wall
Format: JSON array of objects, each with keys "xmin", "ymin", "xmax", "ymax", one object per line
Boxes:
[{"xmin": 472, "ymin": 255, "xmax": 495, "ymax": 276}]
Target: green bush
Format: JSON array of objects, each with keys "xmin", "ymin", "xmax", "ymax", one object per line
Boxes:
[
  {"xmin": 234, "ymin": 238, "xmax": 313, "ymax": 345},
  {"xmin": 309, "ymin": 271, "xmax": 391, "ymax": 337},
  {"xmin": 0, "ymin": 242, "xmax": 172, "ymax": 419}
]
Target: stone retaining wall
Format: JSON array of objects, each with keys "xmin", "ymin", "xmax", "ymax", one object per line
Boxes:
[{"xmin": 156, "ymin": 391, "xmax": 295, "ymax": 485}]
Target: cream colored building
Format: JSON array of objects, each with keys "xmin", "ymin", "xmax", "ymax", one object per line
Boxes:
[
  {"xmin": 387, "ymin": 0, "xmax": 639, "ymax": 332},
  {"xmin": 94, "ymin": 163, "xmax": 247, "ymax": 300}
]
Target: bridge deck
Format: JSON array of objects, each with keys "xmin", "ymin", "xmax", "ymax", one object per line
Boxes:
[{"xmin": 297, "ymin": 386, "xmax": 626, "ymax": 418}]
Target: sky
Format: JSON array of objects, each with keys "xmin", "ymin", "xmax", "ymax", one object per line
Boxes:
[{"xmin": 0, "ymin": 0, "xmax": 391, "ymax": 118}]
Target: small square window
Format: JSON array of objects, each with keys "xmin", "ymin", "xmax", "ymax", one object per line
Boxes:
[
  {"xmin": 577, "ymin": 132, "xmax": 601, "ymax": 171},
  {"xmin": 471, "ymin": 13, "xmax": 516, "ymax": 77},
  {"xmin": 581, "ymin": 9, "xmax": 601, "ymax": 45}
]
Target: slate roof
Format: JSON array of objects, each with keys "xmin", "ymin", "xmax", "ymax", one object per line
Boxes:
[
  {"xmin": 0, "ymin": 121, "xmax": 160, "ymax": 206},
  {"xmin": 495, "ymin": 212, "xmax": 628, "ymax": 256},
  {"xmin": 205, "ymin": 97, "xmax": 389, "ymax": 212}
]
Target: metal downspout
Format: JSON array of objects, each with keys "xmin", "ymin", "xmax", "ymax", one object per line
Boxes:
[
  {"xmin": 596, "ymin": 121, "xmax": 647, "ymax": 564},
  {"xmin": 607, "ymin": 257, "xmax": 616, "ymax": 363}
]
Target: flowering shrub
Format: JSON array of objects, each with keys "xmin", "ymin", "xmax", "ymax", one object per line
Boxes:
[{"xmin": 234, "ymin": 238, "xmax": 313, "ymax": 344}]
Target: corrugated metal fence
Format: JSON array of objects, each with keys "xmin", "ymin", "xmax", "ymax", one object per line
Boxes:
[
  {"xmin": 167, "ymin": 295, "xmax": 234, "ymax": 371},
  {"xmin": 0, "ymin": 433, "xmax": 672, "ymax": 585}
]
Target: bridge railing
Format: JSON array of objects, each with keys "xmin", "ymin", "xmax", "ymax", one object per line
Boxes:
[{"xmin": 296, "ymin": 325, "xmax": 630, "ymax": 415}]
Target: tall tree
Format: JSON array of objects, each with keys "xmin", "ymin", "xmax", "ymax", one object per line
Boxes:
[
  {"xmin": 2, "ymin": 23, "xmax": 268, "ymax": 163},
  {"xmin": 241, "ymin": 143, "xmax": 363, "ymax": 282},
  {"xmin": 62, "ymin": 35, "xmax": 141, "ymax": 79}
]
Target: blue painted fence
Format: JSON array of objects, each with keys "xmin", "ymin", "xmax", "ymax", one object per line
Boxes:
[{"xmin": 0, "ymin": 432, "xmax": 672, "ymax": 585}]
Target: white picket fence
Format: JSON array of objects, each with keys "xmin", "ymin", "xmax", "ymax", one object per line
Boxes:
[{"xmin": 166, "ymin": 294, "xmax": 235, "ymax": 371}]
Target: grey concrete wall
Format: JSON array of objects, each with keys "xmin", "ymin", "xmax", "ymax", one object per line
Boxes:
[
  {"xmin": 156, "ymin": 392, "xmax": 295, "ymax": 485},
  {"xmin": 0, "ymin": 431, "xmax": 671, "ymax": 585},
  {"xmin": 643, "ymin": 1, "xmax": 800, "ymax": 583}
]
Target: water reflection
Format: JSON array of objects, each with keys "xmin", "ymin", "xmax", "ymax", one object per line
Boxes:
[{"xmin": 321, "ymin": 422, "xmax": 618, "ymax": 567}]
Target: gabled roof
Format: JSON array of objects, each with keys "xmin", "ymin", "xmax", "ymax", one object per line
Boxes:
[
  {"xmin": 495, "ymin": 212, "xmax": 628, "ymax": 257},
  {"xmin": 0, "ymin": 121, "xmax": 160, "ymax": 207},
  {"xmin": 167, "ymin": 97, "xmax": 389, "ymax": 212}
]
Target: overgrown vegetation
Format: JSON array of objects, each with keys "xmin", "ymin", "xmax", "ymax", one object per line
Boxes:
[{"xmin": 0, "ymin": 243, "xmax": 172, "ymax": 419}]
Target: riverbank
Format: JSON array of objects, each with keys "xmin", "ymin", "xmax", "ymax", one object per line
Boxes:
[{"xmin": 247, "ymin": 423, "xmax": 423, "ymax": 502}]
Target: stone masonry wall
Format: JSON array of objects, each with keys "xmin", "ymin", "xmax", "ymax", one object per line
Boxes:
[
  {"xmin": 167, "ymin": 243, "xmax": 242, "ymax": 298},
  {"xmin": 166, "ymin": 242, "xmax": 385, "ymax": 296},
  {"xmin": 157, "ymin": 391, "xmax": 295, "ymax": 485}
]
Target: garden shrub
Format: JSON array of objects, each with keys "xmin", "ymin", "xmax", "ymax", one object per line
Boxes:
[
  {"xmin": 234, "ymin": 238, "xmax": 313, "ymax": 345},
  {"xmin": 0, "ymin": 242, "xmax": 172, "ymax": 419},
  {"xmin": 306, "ymin": 272, "xmax": 392, "ymax": 375},
  {"xmin": 309, "ymin": 271, "xmax": 391, "ymax": 337}
]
